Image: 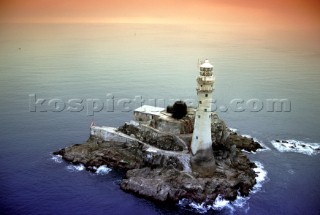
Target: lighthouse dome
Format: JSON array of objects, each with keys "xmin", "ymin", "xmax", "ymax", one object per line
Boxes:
[{"xmin": 200, "ymin": 59, "xmax": 213, "ymax": 71}]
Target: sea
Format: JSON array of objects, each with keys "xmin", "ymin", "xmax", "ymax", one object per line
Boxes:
[{"xmin": 0, "ymin": 23, "xmax": 319, "ymax": 215}]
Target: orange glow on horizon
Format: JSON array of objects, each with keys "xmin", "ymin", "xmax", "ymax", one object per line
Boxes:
[{"xmin": 0, "ymin": 0, "xmax": 319, "ymax": 29}]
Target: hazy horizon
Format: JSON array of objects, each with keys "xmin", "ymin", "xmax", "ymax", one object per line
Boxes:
[{"xmin": 1, "ymin": 0, "xmax": 319, "ymax": 28}]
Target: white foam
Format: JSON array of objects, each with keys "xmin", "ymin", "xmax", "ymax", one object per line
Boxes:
[
  {"xmin": 178, "ymin": 199, "xmax": 205, "ymax": 213},
  {"xmin": 251, "ymin": 161, "xmax": 268, "ymax": 193},
  {"xmin": 66, "ymin": 164, "xmax": 85, "ymax": 172},
  {"xmin": 178, "ymin": 195, "xmax": 235, "ymax": 214},
  {"xmin": 271, "ymin": 139, "xmax": 320, "ymax": 155},
  {"xmin": 178, "ymin": 199, "xmax": 212, "ymax": 214},
  {"xmin": 179, "ymin": 196, "xmax": 232, "ymax": 213},
  {"xmin": 51, "ymin": 155, "xmax": 63, "ymax": 163},
  {"xmin": 256, "ymin": 145, "xmax": 270, "ymax": 152},
  {"xmin": 188, "ymin": 201, "xmax": 209, "ymax": 214},
  {"xmin": 232, "ymin": 194, "xmax": 249, "ymax": 208},
  {"xmin": 95, "ymin": 165, "xmax": 112, "ymax": 175},
  {"xmin": 211, "ymin": 195, "xmax": 231, "ymax": 210},
  {"xmin": 178, "ymin": 161, "xmax": 268, "ymax": 213}
]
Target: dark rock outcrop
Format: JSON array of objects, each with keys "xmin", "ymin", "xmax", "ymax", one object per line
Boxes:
[
  {"xmin": 228, "ymin": 132, "xmax": 263, "ymax": 152},
  {"xmin": 211, "ymin": 113, "xmax": 262, "ymax": 153},
  {"xmin": 54, "ymin": 115, "xmax": 262, "ymax": 207},
  {"xmin": 54, "ymin": 137, "xmax": 145, "ymax": 170},
  {"xmin": 121, "ymin": 152, "xmax": 256, "ymax": 204},
  {"xmin": 118, "ymin": 123, "xmax": 184, "ymax": 151}
]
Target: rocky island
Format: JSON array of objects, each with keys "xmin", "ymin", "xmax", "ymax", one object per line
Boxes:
[{"xmin": 54, "ymin": 59, "xmax": 264, "ymax": 207}]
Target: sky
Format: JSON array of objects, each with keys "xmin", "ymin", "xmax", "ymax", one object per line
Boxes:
[{"xmin": 0, "ymin": 0, "xmax": 319, "ymax": 29}]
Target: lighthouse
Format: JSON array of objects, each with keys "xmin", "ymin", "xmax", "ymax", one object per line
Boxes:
[{"xmin": 191, "ymin": 59, "xmax": 215, "ymax": 155}]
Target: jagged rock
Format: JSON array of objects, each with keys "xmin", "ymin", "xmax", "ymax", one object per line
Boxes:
[
  {"xmin": 143, "ymin": 153, "xmax": 184, "ymax": 170},
  {"xmin": 211, "ymin": 113, "xmax": 229, "ymax": 145},
  {"xmin": 228, "ymin": 133, "xmax": 263, "ymax": 152},
  {"xmin": 54, "ymin": 137, "xmax": 145, "ymax": 170},
  {"xmin": 117, "ymin": 123, "xmax": 139, "ymax": 136},
  {"xmin": 121, "ymin": 163, "xmax": 256, "ymax": 204},
  {"xmin": 210, "ymin": 114, "xmax": 262, "ymax": 152},
  {"xmin": 54, "ymin": 114, "xmax": 262, "ymax": 206},
  {"xmin": 118, "ymin": 123, "xmax": 183, "ymax": 151}
]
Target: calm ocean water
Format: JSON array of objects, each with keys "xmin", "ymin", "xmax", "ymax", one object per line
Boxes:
[{"xmin": 0, "ymin": 23, "xmax": 319, "ymax": 214}]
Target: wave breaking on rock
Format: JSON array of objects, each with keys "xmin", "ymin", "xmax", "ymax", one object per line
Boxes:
[
  {"xmin": 271, "ymin": 139, "xmax": 320, "ymax": 155},
  {"xmin": 178, "ymin": 161, "xmax": 268, "ymax": 213}
]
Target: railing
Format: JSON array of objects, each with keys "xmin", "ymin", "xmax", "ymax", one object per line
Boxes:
[
  {"xmin": 197, "ymin": 76, "xmax": 215, "ymax": 84},
  {"xmin": 196, "ymin": 86, "xmax": 213, "ymax": 92}
]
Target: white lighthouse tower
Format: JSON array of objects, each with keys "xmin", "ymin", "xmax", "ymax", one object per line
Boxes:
[{"xmin": 191, "ymin": 59, "xmax": 215, "ymax": 155}]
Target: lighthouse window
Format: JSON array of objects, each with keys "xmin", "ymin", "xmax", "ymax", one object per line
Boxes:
[
  {"xmin": 198, "ymin": 115, "xmax": 200, "ymax": 118},
  {"xmin": 205, "ymin": 94, "xmax": 208, "ymax": 97},
  {"xmin": 204, "ymin": 109, "xmax": 207, "ymax": 112},
  {"xmin": 196, "ymin": 136, "xmax": 198, "ymax": 139},
  {"xmin": 199, "ymin": 101, "xmax": 202, "ymax": 104}
]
